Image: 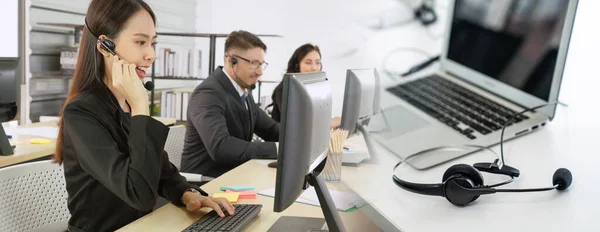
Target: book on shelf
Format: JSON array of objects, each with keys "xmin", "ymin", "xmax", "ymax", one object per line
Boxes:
[
  {"xmin": 158, "ymin": 89, "xmax": 193, "ymax": 122},
  {"xmin": 154, "ymin": 46, "xmax": 203, "ymax": 79}
]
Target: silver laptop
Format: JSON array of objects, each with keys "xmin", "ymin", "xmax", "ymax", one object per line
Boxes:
[{"xmin": 372, "ymin": 0, "xmax": 579, "ymax": 169}]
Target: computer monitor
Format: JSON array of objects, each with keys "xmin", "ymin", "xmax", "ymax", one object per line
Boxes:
[
  {"xmin": 273, "ymin": 71, "xmax": 346, "ymax": 231},
  {"xmin": 339, "ymin": 68, "xmax": 382, "ymax": 161},
  {"xmin": 0, "ymin": 59, "xmax": 18, "ymax": 156}
]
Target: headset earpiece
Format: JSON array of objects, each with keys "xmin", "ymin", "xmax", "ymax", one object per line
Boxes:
[
  {"xmin": 442, "ymin": 164, "xmax": 484, "ymax": 186},
  {"xmin": 100, "ymin": 39, "xmax": 116, "ymax": 56},
  {"xmin": 414, "ymin": 3, "xmax": 437, "ymax": 26},
  {"xmin": 442, "ymin": 164, "xmax": 485, "ymax": 205},
  {"xmin": 230, "ymin": 57, "xmax": 238, "ymax": 65}
]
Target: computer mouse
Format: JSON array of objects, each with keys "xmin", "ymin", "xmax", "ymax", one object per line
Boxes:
[{"xmin": 268, "ymin": 161, "xmax": 277, "ymax": 168}]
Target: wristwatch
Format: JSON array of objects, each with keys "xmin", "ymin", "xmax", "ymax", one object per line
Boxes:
[{"xmin": 185, "ymin": 188, "xmax": 202, "ymax": 195}]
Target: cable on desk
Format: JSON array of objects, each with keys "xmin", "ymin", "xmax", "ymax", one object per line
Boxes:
[{"xmin": 382, "ymin": 47, "xmax": 433, "ymax": 81}]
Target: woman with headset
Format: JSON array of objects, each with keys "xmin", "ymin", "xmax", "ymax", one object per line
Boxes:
[
  {"xmin": 53, "ymin": 0, "xmax": 233, "ymax": 231},
  {"xmin": 270, "ymin": 43, "xmax": 341, "ymax": 128}
]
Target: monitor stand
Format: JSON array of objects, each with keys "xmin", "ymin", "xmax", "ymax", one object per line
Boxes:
[
  {"xmin": 356, "ymin": 124, "xmax": 378, "ymax": 164},
  {"xmin": 0, "ymin": 125, "xmax": 14, "ymax": 156},
  {"xmin": 347, "ymin": 107, "xmax": 390, "ymax": 165},
  {"xmin": 268, "ymin": 159, "xmax": 347, "ymax": 232}
]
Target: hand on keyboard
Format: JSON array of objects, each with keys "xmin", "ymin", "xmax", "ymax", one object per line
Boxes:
[
  {"xmin": 182, "ymin": 192, "xmax": 235, "ymax": 217},
  {"xmin": 182, "ymin": 204, "xmax": 263, "ymax": 232}
]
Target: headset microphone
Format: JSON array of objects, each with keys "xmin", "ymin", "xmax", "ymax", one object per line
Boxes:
[{"xmin": 144, "ymin": 81, "xmax": 154, "ymax": 91}]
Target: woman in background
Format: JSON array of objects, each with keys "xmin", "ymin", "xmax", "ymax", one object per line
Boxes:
[
  {"xmin": 270, "ymin": 43, "xmax": 341, "ymax": 127},
  {"xmin": 54, "ymin": 0, "xmax": 232, "ymax": 231}
]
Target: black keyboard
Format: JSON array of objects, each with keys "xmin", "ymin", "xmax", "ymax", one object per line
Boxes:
[
  {"xmin": 182, "ymin": 204, "xmax": 262, "ymax": 232},
  {"xmin": 387, "ymin": 75, "xmax": 529, "ymax": 139}
]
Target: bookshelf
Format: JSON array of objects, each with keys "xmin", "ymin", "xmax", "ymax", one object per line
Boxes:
[{"xmin": 35, "ymin": 22, "xmax": 283, "ymax": 117}]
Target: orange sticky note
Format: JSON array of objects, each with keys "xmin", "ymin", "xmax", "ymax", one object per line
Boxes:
[
  {"xmin": 226, "ymin": 190, "xmax": 256, "ymax": 199},
  {"xmin": 213, "ymin": 192, "xmax": 239, "ymax": 203}
]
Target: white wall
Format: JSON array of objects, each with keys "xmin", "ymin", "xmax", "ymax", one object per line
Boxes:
[
  {"xmin": 199, "ymin": 0, "xmax": 449, "ymax": 116},
  {"xmin": 556, "ymin": 0, "xmax": 600, "ymax": 124}
]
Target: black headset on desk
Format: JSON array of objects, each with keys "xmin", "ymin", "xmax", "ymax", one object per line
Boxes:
[
  {"xmin": 414, "ymin": 0, "xmax": 437, "ymax": 26},
  {"xmin": 391, "ymin": 102, "xmax": 573, "ymax": 206}
]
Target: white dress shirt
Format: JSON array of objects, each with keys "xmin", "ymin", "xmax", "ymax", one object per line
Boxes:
[{"xmin": 223, "ymin": 68, "xmax": 248, "ymax": 109}]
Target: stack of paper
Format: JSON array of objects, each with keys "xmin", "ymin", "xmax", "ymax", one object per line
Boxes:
[{"xmin": 257, "ymin": 187, "xmax": 366, "ymax": 212}]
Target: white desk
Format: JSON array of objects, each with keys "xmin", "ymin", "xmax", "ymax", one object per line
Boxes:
[
  {"xmin": 342, "ymin": 104, "xmax": 600, "ymax": 232},
  {"xmin": 340, "ymin": 0, "xmax": 600, "ymax": 231}
]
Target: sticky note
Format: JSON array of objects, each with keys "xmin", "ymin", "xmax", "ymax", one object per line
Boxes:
[
  {"xmin": 219, "ymin": 186, "xmax": 254, "ymax": 191},
  {"xmin": 213, "ymin": 192, "xmax": 240, "ymax": 203},
  {"xmin": 30, "ymin": 139, "xmax": 52, "ymax": 144},
  {"xmin": 226, "ymin": 190, "xmax": 256, "ymax": 199}
]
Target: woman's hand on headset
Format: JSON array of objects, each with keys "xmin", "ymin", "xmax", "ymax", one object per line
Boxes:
[{"xmin": 111, "ymin": 55, "xmax": 149, "ymax": 116}]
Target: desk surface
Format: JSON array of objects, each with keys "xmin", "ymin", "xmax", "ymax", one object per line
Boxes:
[
  {"xmin": 344, "ymin": 0, "xmax": 600, "ymax": 231},
  {"xmin": 339, "ymin": 104, "xmax": 600, "ymax": 232},
  {"xmin": 118, "ymin": 160, "xmax": 381, "ymax": 232},
  {"xmin": 0, "ymin": 117, "xmax": 177, "ymax": 168}
]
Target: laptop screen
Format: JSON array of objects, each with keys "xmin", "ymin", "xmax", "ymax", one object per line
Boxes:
[{"xmin": 446, "ymin": 0, "xmax": 570, "ymax": 101}]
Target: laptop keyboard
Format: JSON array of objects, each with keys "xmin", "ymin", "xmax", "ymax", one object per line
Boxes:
[{"xmin": 387, "ymin": 75, "xmax": 529, "ymax": 139}]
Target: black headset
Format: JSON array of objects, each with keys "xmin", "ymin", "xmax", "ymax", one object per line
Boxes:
[
  {"xmin": 227, "ymin": 53, "xmax": 256, "ymax": 90},
  {"xmin": 414, "ymin": 0, "xmax": 437, "ymax": 26},
  {"xmin": 392, "ymin": 102, "xmax": 573, "ymax": 206},
  {"xmin": 100, "ymin": 39, "xmax": 117, "ymax": 56},
  {"xmin": 85, "ymin": 18, "xmax": 154, "ymax": 91},
  {"xmin": 392, "ymin": 161, "xmax": 572, "ymax": 206},
  {"xmin": 230, "ymin": 55, "xmax": 238, "ymax": 65}
]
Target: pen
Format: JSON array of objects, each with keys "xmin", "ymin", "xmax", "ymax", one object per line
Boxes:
[
  {"xmin": 401, "ymin": 55, "xmax": 440, "ymax": 77},
  {"xmin": 7, "ymin": 135, "xmax": 12, "ymax": 139}
]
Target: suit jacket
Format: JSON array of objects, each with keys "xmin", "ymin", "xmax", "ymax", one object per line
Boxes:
[
  {"xmin": 61, "ymin": 85, "xmax": 207, "ymax": 232},
  {"xmin": 181, "ymin": 66, "xmax": 279, "ymax": 178}
]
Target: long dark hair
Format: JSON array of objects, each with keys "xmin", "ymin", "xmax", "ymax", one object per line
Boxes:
[{"xmin": 53, "ymin": 0, "xmax": 156, "ymax": 164}]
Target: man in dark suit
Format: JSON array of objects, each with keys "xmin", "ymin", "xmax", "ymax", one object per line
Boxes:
[{"xmin": 180, "ymin": 30, "xmax": 279, "ymax": 178}]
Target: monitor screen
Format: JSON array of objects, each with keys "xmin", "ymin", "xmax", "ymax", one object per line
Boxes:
[
  {"xmin": 447, "ymin": 0, "xmax": 570, "ymax": 101},
  {"xmin": 273, "ymin": 71, "xmax": 332, "ymax": 212},
  {"xmin": 340, "ymin": 68, "xmax": 381, "ymax": 136},
  {"xmin": 0, "ymin": 59, "xmax": 18, "ymax": 123}
]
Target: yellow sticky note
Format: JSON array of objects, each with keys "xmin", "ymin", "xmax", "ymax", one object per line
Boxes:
[
  {"xmin": 30, "ymin": 139, "xmax": 52, "ymax": 144},
  {"xmin": 213, "ymin": 192, "xmax": 240, "ymax": 203}
]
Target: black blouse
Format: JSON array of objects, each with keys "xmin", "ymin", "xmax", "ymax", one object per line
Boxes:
[
  {"xmin": 60, "ymin": 85, "xmax": 207, "ymax": 232},
  {"xmin": 270, "ymin": 82, "xmax": 284, "ymax": 122}
]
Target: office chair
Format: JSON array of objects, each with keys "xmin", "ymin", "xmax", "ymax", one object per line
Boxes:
[
  {"xmin": 165, "ymin": 125, "xmax": 213, "ymax": 182},
  {"xmin": 0, "ymin": 160, "xmax": 70, "ymax": 232}
]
